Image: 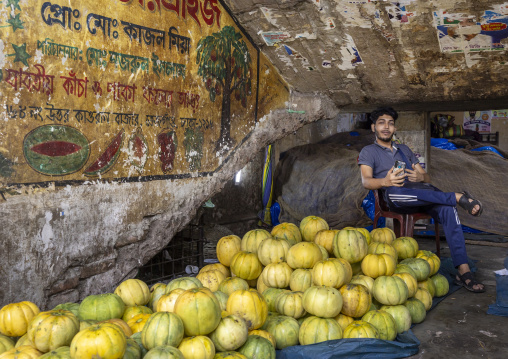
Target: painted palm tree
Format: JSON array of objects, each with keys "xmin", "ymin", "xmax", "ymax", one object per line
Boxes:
[{"xmin": 196, "ymin": 26, "xmax": 252, "ymax": 152}]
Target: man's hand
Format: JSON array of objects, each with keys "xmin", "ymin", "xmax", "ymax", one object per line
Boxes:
[
  {"xmin": 406, "ymin": 164, "xmax": 425, "ymax": 182},
  {"xmin": 382, "ymin": 167, "xmax": 406, "ymax": 187}
]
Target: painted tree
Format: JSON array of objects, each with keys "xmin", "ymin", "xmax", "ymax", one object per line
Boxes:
[{"xmin": 196, "ymin": 26, "xmax": 253, "ymax": 150}]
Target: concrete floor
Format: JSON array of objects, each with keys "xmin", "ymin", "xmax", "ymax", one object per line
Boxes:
[{"xmin": 408, "ymin": 237, "xmax": 507, "ymax": 359}]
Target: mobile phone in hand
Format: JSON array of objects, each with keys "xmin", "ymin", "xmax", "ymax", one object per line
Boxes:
[{"xmin": 394, "ymin": 160, "xmax": 406, "ymax": 176}]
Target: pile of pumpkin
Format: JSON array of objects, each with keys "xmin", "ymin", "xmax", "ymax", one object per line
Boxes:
[{"xmin": 0, "ymin": 216, "xmax": 449, "ymax": 359}]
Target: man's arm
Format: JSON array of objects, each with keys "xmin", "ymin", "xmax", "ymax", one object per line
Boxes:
[
  {"xmin": 360, "ymin": 164, "xmax": 405, "ymax": 190},
  {"xmin": 406, "ymin": 163, "xmax": 431, "ymax": 183}
]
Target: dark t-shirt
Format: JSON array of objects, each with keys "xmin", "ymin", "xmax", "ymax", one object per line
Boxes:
[{"xmin": 358, "ymin": 142, "xmax": 419, "ymax": 179}]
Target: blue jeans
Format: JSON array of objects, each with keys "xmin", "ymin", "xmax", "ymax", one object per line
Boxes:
[{"xmin": 384, "ymin": 184, "xmax": 467, "ymax": 267}]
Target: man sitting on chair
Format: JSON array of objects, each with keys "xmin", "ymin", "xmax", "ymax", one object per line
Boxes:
[{"xmin": 358, "ymin": 107, "xmax": 485, "ymax": 293}]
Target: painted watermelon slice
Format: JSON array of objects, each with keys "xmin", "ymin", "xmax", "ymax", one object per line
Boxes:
[{"xmin": 84, "ymin": 129, "xmax": 125, "ymax": 176}]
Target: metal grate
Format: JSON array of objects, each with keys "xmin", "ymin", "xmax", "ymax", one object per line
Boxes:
[{"xmin": 136, "ymin": 215, "xmax": 205, "ymax": 286}]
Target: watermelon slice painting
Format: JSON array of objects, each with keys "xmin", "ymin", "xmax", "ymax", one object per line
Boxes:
[
  {"xmin": 23, "ymin": 125, "xmax": 90, "ymax": 176},
  {"xmin": 84, "ymin": 129, "xmax": 125, "ymax": 176}
]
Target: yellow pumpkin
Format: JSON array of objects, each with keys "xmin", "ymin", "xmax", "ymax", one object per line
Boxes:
[
  {"xmin": 114, "ymin": 279, "xmax": 150, "ymax": 307},
  {"xmin": 343, "ymin": 320, "xmax": 379, "ymax": 339},
  {"xmin": 370, "ymin": 228, "xmax": 396, "ymax": 245},
  {"xmin": 316, "ymin": 244, "xmax": 329, "ymax": 261},
  {"xmin": 178, "ymin": 336, "xmax": 215, "ymax": 359},
  {"xmin": 312, "ymin": 259, "xmax": 347, "ymax": 288},
  {"xmin": 256, "ymin": 275, "xmax": 269, "ymax": 294},
  {"xmin": 334, "ymin": 313, "xmax": 354, "ymax": 331},
  {"xmin": 230, "ymin": 252, "xmax": 263, "ymax": 281},
  {"xmin": 274, "ymin": 292, "xmax": 306, "ymax": 319},
  {"xmin": 157, "ymin": 289, "xmax": 186, "ymax": 312},
  {"xmin": 367, "ymin": 242, "xmax": 397, "ymax": 259},
  {"xmin": 336, "ymin": 258, "xmax": 353, "ymax": 285},
  {"xmin": 122, "ymin": 306, "xmax": 153, "ymax": 322},
  {"xmin": 149, "ymin": 284, "xmax": 167, "ymax": 311},
  {"xmin": 70, "ymin": 323, "xmax": 126, "ymax": 359},
  {"xmin": 300, "ymin": 216, "xmax": 329, "ymax": 242},
  {"xmin": 271, "ymin": 223, "xmax": 302, "ymax": 246},
  {"xmin": 241, "ymin": 229, "xmax": 272, "ymax": 254},
  {"xmin": 392, "ymin": 273, "xmax": 418, "ymax": 297},
  {"xmin": 286, "ymin": 242, "xmax": 323, "ymax": 269},
  {"xmin": 339, "ymin": 284, "xmax": 372, "ymax": 318},
  {"xmin": 216, "ymin": 235, "xmax": 242, "ymax": 267},
  {"xmin": 199, "ymin": 263, "xmax": 231, "ymax": 278},
  {"xmin": 361, "ymin": 254, "xmax": 397, "ymax": 278},
  {"xmin": 418, "ymin": 278, "xmax": 437, "ymax": 298},
  {"xmin": 226, "ymin": 290, "xmax": 268, "ymax": 330},
  {"xmin": 196, "ymin": 270, "xmax": 226, "ymax": 292},
  {"xmin": 261, "ymin": 263, "xmax": 293, "ymax": 288},
  {"xmin": 165, "ymin": 277, "xmax": 203, "ymax": 293},
  {"xmin": 0, "ymin": 346, "xmax": 42, "ymax": 359},
  {"xmin": 355, "ymin": 228, "xmax": 372, "ymax": 245},
  {"xmin": 209, "ymin": 314, "xmax": 249, "ymax": 352},
  {"xmin": 101, "ymin": 318, "xmax": 133, "ymax": 337},
  {"xmin": 414, "ymin": 288, "xmax": 433, "ymax": 310},
  {"xmin": 27, "ymin": 310, "xmax": 79, "ymax": 353},
  {"xmin": 299, "ymin": 316, "xmax": 343, "ymax": 345},
  {"xmin": 14, "ymin": 335, "xmax": 32, "ymax": 349},
  {"xmin": 0, "ymin": 301, "xmax": 40, "ymax": 337},
  {"xmin": 302, "ymin": 286, "xmax": 343, "ymax": 318},
  {"xmin": 415, "ymin": 250, "xmax": 441, "ymax": 276},
  {"xmin": 289, "ymin": 269, "xmax": 313, "ymax": 292},
  {"xmin": 313, "ymin": 230, "xmax": 338, "ymax": 255},
  {"xmin": 257, "ymin": 238, "xmax": 291, "ymax": 266},
  {"xmin": 174, "ymin": 288, "xmax": 221, "ymax": 336},
  {"xmin": 126, "ymin": 313, "xmax": 151, "ymax": 334}
]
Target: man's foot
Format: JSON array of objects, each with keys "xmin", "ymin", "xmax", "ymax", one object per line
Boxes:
[
  {"xmin": 454, "ymin": 271, "xmax": 485, "ymax": 293},
  {"xmin": 456, "ymin": 192, "xmax": 483, "ymax": 216}
]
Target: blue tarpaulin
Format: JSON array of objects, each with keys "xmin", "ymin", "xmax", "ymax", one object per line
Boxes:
[{"xmin": 487, "ymin": 252, "xmax": 508, "ymax": 317}]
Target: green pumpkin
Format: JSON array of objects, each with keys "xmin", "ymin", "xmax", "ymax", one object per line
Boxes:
[
  {"xmin": 263, "ymin": 316, "xmax": 299, "ymax": 350},
  {"xmin": 238, "ymin": 335, "xmax": 275, "ymax": 359},
  {"xmin": 141, "ymin": 312, "xmax": 184, "ymax": 350},
  {"xmin": 379, "ymin": 305, "xmax": 412, "ymax": 334},
  {"xmin": 332, "ymin": 229, "xmax": 368, "ymax": 264},
  {"xmin": 362, "ymin": 310, "xmax": 397, "ymax": 341},
  {"xmin": 53, "ymin": 303, "xmax": 80, "ymax": 317},
  {"xmin": 209, "ymin": 315, "xmax": 249, "ymax": 352},
  {"xmin": 78, "ymin": 293, "xmax": 125, "ymax": 321},
  {"xmin": 399, "ymin": 258, "xmax": 431, "ymax": 281},
  {"xmin": 130, "ymin": 332, "xmax": 148, "ymax": 357},
  {"xmin": 404, "ymin": 298, "xmax": 427, "ymax": 324},
  {"xmin": 214, "ymin": 291, "xmax": 229, "ymax": 311},
  {"xmin": 39, "ymin": 346, "xmax": 71, "ymax": 359},
  {"xmin": 372, "ymin": 276, "xmax": 409, "ymax": 305},
  {"xmin": 124, "ymin": 338, "xmax": 142, "ymax": 359},
  {"xmin": 144, "ymin": 345, "xmax": 184, "ymax": 359},
  {"xmin": 431, "ymin": 274, "xmax": 450, "ymax": 297}
]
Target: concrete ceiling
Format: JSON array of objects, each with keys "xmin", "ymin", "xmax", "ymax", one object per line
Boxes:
[{"xmin": 225, "ymin": 0, "xmax": 508, "ymax": 111}]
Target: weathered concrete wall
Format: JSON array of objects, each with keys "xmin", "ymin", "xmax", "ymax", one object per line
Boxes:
[
  {"xmin": 0, "ymin": 93, "xmax": 340, "ymax": 308},
  {"xmin": 225, "ymin": 0, "xmax": 508, "ymax": 110}
]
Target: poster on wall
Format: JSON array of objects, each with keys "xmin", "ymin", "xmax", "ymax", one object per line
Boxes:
[
  {"xmin": 0, "ymin": 0, "xmax": 288, "ymax": 186},
  {"xmin": 463, "ymin": 111, "xmax": 492, "ymax": 133},
  {"xmin": 434, "ymin": 9, "xmax": 508, "ymax": 53},
  {"xmin": 491, "ymin": 109, "xmax": 508, "ymax": 121}
]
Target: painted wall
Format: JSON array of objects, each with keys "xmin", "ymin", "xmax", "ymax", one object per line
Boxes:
[{"xmin": 0, "ymin": 0, "xmax": 308, "ymax": 308}]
